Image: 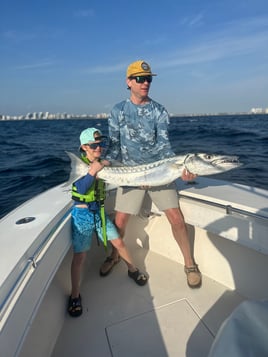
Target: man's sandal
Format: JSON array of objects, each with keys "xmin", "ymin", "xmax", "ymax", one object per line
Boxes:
[
  {"xmin": 68, "ymin": 294, "xmax": 83, "ymax": 317},
  {"xmin": 128, "ymin": 269, "xmax": 148, "ymax": 286},
  {"xmin": 184, "ymin": 265, "xmax": 202, "ymax": 288},
  {"xmin": 99, "ymin": 256, "xmax": 121, "ymax": 276}
]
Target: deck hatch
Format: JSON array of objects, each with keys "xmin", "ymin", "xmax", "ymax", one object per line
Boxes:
[{"xmin": 106, "ymin": 299, "xmax": 214, "ymax": 357}]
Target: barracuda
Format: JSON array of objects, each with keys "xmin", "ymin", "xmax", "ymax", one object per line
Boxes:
[{"xmin": 66, "ymin": 152, "xmax": 241, "ymax": 187}]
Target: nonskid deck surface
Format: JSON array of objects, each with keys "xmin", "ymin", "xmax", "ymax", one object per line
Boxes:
[{"xmin": 52, "ymin": 245, "xmax": 244, "ymax": 357}]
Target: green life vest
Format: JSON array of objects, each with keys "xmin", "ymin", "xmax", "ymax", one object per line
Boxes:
[
  {"xmin": 71, "ymin": 179, "xmax": 106, "ymax": 203},
  {"xmin": 72, "ymin": 154, "xmax": 106, "ymax": 203}
]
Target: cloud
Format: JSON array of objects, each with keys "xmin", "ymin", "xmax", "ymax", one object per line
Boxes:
[
  {"xmin": 181, "ymin": 34, "xmax": 266, "ymax": 64},
  {"xmin": 1, "ymin": 30, "xmax": 36, "ymax": 41},
  {"xmin": 144, "ymin": 36, "xmax": 167, "ymax": 46},
  {"xmin": 83, "ymin": 62, "xmax": 127, "ymax": 74},
  {"xmin": 156, "ymin": 16, "xmax": 268, "ymax": 69},
  {"xmin": 225, "ymin": 15, "xmax": 268, "ymax": 31},
  {"xmin": 74, "ymin": 9, "xmax": 95, "ymax": 18},
  {"xmin": 79, "ymin": 15, "xmax": 268, "ymax": 77},
  {"xmin": 14, "ymin": 60, "xmax": 56, "ymax": 70},
  {"xmin": 180, "ymin": 12, "xmax": 205, "ymax": 27},
  {"xmin": 83, "ymin": 25, "xmax": 268, "ymax": 75}
]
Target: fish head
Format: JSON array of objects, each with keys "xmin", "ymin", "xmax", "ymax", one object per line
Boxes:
[{"xmin": 184, "ymin": 153, "xmax": 242, "ymax": 175}]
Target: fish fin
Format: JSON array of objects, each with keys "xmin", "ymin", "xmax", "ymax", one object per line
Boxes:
[{"xmin": 63, "ymin": 151, "xmax": 88, "ymax": 187}]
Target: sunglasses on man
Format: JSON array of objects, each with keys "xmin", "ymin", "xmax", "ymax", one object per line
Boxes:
[{"xmin": 129, "ymin": 76, "xmax": 153, "ymax": 83}]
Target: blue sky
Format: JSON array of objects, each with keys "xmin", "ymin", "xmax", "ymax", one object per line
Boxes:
[{"xmin": 1, "ymin": 0, "xmax": 268, "ymax": 116}]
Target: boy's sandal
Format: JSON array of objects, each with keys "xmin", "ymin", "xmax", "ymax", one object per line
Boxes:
[
  {"xmin": 128, "ymin": 269, "xmax": 148, "ymax": 286},
  {"xmin": 99, "ymin": 256, "xmax": 121, "ymax": 276},
  {"xmin": 68, "ymin": 294, "xmax": 83, "ymax": 317}
]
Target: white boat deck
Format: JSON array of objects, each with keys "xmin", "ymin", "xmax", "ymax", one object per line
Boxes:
[{"xmin": 52, "ymin": 242, "xmax": 244, "ymax": 357}]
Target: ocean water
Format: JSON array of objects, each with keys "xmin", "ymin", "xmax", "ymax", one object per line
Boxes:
[{"xmin": 0, "ymin": 114, "xmax": 267, "ymax": 219}]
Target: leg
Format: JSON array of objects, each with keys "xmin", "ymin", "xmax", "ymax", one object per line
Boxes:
[
  {"xmin": 149, "ymin": 185, "xmax": 201, "ymax": 288},
  {"xmin": 70, "ymin": 252, "xmax": 87, "ymax": 298},
  {"xmin": 110, "ymin": 235, "xmax": 136, "ymax": 272},
  {"xmin": 114, "ymin": 187, "xmax": 145, "ymax": 237},
  {"xmin": 100, "ymin": 212, "xmax": 147, "ymax": 285},
  {"xmin": 164, "ymin": 207, "xmax": 193, "ymax": 267},
  {"xmin": 114, "ymin": 211, "xmax": 131, "ymax": 237},
  {"xmin": 164, "ymin": 207, "xmax": 201, "ymax": 288},
  {"xmin": 69, "ymin": 207, "xmax": 93, "ymax": 316},
  {"xmin": 100, "ymin": 212, "xmax": 130, "ymax": 276},
  {"xmin": 110, "ymin": 236, "xmax": 148, "ymax": 286},
  {"xmin": 107, "ymin": 211, "xmax": 131, "ymax": 260},
  {"xmin": 68, "ymin": 252, "xmax": 86, "ymax": 317},
  {"xmin": 100, "ymin": 187, "xmax": 145, "ymax": 276}
]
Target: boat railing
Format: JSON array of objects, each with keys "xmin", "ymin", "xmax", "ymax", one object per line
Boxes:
[{"xmin": 178, "ymin": 193, "xmax": 268, "ymax": 224}]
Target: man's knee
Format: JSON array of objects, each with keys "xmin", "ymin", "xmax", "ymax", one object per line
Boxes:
[
  {"xmin": 115, "ymin": 212, "xmax": 130, "ymax": 236},
  {"xmin": 165, "ymin": 208, "xmax": 185, "ymax": 225}
]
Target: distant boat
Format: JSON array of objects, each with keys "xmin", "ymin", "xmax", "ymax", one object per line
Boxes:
[{"xmin": 0, "ymin": 163, "xmax": 268, "ymax": 356}]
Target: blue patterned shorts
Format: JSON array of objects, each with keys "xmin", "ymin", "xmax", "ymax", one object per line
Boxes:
[{"xmin": 71, "ymin": 206, "xmax": 119, "ymax": 253}]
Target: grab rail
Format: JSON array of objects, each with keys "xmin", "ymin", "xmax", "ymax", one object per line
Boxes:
[{"xmin": 178, "ymin": 194, "xmax": 268, "ymax": 224}]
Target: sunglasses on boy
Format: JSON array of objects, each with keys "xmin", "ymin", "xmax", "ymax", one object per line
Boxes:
[
  {"xmin": 86, "ymin": 141, "xmax": 106, "ymax": 150},
  {"xmin": 129, "ymin": 75, "xmax": 153, "ymax": 84}
]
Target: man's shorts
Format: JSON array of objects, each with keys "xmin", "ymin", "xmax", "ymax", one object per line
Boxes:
[
  {"xmin": 115, "ymin": 183, "xmax": 179, "ymax": 215},
  {"xmin": 71, "ymin": 206, "xmax": 119, "ymax": 253}
]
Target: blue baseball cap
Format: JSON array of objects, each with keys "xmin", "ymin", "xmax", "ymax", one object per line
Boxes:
[{"xmin": 79, "ymin": 127, "xmax": 102, "ymax": 145}]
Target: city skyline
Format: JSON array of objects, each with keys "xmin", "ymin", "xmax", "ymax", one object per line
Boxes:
[
  {"xmin": 1, "ymin": 0, "xmax": 268, "ymax": 116},
  {"xmin": 1, "ymin": 106, "xmax": 268, "ymax": 121}
]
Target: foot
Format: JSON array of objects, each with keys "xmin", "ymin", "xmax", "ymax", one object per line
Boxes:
[
  {"xmin": 128, "ymin": 269, "xmax": 148, "ymax": 286},
  {"xmin": 184, "ymin": 264, "xmax": 202, "ymax": 288},
  {"xmin": 68, "ymin": 294, "xmax": 82, "ymax": 317},
  {"xmin": 99, "ymin": 255, "xmax": 121, "ymax": 276}
]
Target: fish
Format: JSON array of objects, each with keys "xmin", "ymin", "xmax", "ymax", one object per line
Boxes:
[{"xmin": 65, "ymin": 151, "xmax": 241, "ymax": 187}]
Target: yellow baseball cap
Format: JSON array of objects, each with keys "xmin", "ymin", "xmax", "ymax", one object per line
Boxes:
[{"xmin": 126, "ymin": 60, "xmax": 157, "ymax": 78}]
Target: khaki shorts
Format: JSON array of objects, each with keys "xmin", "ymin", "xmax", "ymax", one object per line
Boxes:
[{"xmin": 115, "ymin": 183, "xmax": 178, "ymax": 215}]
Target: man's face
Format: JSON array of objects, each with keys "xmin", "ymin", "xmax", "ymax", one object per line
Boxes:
[{"xmin": 127, "ymin": 75, "xmax": 152, "ymax": 99}]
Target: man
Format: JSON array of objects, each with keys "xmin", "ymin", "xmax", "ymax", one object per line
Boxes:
[
  {"xmin": 68, "ymin": 128, "xmax": 147, "ymax": 317},
  {"xmin": 100, "ymin": 60, "xmax": 201, "ymax": 288}
]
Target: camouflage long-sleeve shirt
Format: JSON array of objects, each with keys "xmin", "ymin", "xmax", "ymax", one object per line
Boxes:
[{"xmin": 105, "ymin": 98, "xmax": 175, "ymax": 166}]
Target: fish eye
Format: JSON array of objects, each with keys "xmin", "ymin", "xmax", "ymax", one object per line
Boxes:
[{"xmin": 205, "ymin": 154, "xmax": 212, "ymax": 159}]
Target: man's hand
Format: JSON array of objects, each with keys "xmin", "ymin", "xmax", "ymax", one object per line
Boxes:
[
  {"xmin": 101, "ymin": 159, "xmax": 110, "ymax": 167},
  {"xmin": 181, "ymin": 168, "xmax": 197, "ymax": 181}
]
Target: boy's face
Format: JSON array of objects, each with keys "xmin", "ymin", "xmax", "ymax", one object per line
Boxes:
[{"xmin": 82, "ymin": 135, "xmax": 104, "ymax": 161}]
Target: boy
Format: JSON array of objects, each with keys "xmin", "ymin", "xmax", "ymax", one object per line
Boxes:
[{"xmin": 68, "ymin": 127, "xmax": 147, "ymax": 317}]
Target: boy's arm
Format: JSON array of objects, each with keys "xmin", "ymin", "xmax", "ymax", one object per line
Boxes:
[{"xmin": 74, "ymin": 160, "xmax": 106, "ymax": 194}]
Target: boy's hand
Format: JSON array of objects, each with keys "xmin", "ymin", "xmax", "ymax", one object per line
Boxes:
[{"xmin": 88, "ymin": 160, "xmax": 105, "ymax": 176}]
